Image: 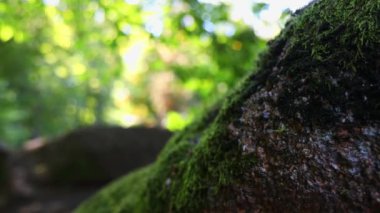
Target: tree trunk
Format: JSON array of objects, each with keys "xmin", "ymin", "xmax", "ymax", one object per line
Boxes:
[{"xmin": 77, "ymin": 0, "xmax": 380, "ymax": 212}]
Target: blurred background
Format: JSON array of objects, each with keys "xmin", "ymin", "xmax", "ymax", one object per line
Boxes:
[{"xmin": 0, "ymin": 0, "xmax": 312, "ymax": 148}]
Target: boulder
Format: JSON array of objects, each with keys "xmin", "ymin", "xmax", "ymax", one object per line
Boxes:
[
  {"xmin": 25, "ymin": 126, "xmax": 172, "ymax": 185},
  {"xmin": 77, "ymin": 0, "xmax": 380, "ymax": 212},
  {"xmin": 0, "ymin": 143, "xmax": 9, "ymax": 207}
]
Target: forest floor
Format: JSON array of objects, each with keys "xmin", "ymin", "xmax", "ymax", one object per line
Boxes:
[
  {"xmin": 1, "ymin": 151, "xmax": 103, "ymax": 213},
  {"xmin": 1, "ymin": 126, "xmax": 172, "ymax": 213}
]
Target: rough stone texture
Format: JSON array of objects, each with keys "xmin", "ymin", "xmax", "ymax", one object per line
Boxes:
[
  {"xmin": 77, "ymin": 0, "xmax": 379, "ymax": 212},
  {"xmin": 24, "ymin": 126, "xmax": 172, "ymax": 185}
]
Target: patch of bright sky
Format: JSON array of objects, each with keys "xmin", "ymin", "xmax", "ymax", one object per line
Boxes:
[
  {"xmin": 124, "ymin": 0, "xmax": 165, "ymax": 36},
  {"xmin": 122, "ymin": 39, "xmax": 149, "ymax": 73},
  {"xmin": 43, "ymin": 0, "xmax": 60, "ymax": 7},
  {"xmin": 124, "ymin": 0, "xmax": 141, "ymax": 5},
  {"xmin": 204, "ymin": 0, "xmax": 313, "ymax": 39},
  {"xmin": 94, "ymin": 9, "xmax": 105, "ymax": 24},
  {"xmin": 141, "ymin": 0, "xmax": 166, "ymax": 37}
]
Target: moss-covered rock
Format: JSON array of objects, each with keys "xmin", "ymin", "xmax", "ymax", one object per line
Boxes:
[
  {"xmin": 26, "ymin": 126, "xmax": 172, "ymax": 185},
  {"xmin": 77, "ymin": 0, "xmax": 380, "ymax": 212}
]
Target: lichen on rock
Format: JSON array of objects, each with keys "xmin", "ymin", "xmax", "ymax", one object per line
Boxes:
[{"xmin": 76, "ymin": 0, "xmax": 380, "ymax": 212}]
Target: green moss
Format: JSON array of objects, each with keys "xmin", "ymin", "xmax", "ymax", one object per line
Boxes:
[
  {"xmin": 283, "ymin": 0, "xmax": 379, "ymax": 66},
  {"xmin": 76, "ymin": 165, "xmax": 153, "ymax": 213},
  {"xmin": 272, "ymin": 0, "xmax": 379, "ymax": 124},
  {"xmin": 77, "ymin": 0, "xmax": 379, "ymax": 212},
  {"xmin": 76, "ymin": 71, "xmax": 259, "ymax": 212}
]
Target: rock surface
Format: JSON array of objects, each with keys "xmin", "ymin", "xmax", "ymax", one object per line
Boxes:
[
  {"xmin": 25, "ymin": 126, "xmax": 172, "ymax": 185},
  {"xmin": 77, "ymin": 0, "xmax": 379, "ymax": 212}
]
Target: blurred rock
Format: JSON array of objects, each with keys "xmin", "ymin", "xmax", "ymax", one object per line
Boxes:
[
  {"xmin": 24, "ymin": 126, "xmax": 172, "ymax": 185},
  {"xmin": 0, "ymin": 143, "xmax": 9, "ymax": 207},
  {"xmin": 24, "ymin": 137, "xmax": 47, "ymax": 151}
]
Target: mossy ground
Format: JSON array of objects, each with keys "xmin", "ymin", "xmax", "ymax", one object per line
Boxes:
[{"xmin": 77, "ymin": 0, "xmax": 379, "ymax": 212}]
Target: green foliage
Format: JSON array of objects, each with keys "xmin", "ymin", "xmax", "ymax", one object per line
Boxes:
[
  {"xmin": 77, "ymin": 165, "xmax": 153, "ymax": 213},
  {"xmin": 0, "ymin": 0, "xmax": 266, "ymax": 147},
  {"xmin": 252, "ymin": 3, "xmax": 269, "ymax": 14},
  {"xmin": 0, "ymin": 0, "xmax": 120, "ymax": 146}
]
